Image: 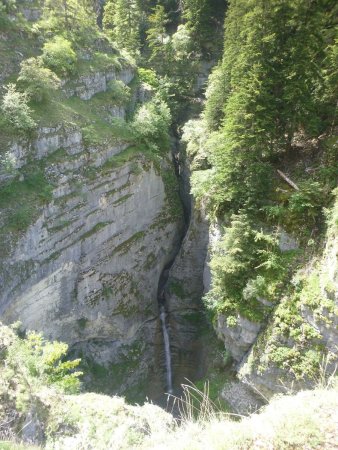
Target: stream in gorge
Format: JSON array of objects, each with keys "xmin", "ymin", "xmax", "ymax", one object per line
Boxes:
[
  {"xmin": 154, "ymin": 133, "xmax": 210, "ymax": 406},
  {"xmin": 156, "ymin": 138, "xmax": 189, "ymax": 397}
]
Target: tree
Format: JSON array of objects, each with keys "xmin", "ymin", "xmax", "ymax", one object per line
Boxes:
[
  {"xmin": 132, "ymin": 97, "xmax": 171, "ymax": 151},
  {"xmin": 182, "ymin": 0, "xmax": 226, "ymax": 53},
  {"xmin": 42, "ymin": 0, "xmax": 97, "ymax": 41},
  {"xmin": 203, "ymin": 62, "xmax": 229, "ymax": 130},
  {"xmin": 1, "ymin": 84, "xmax": 36, "ymax": 132},
  {"xmin": 146, "ymin": 4, "xmax": 169, "ymax": 63},
  {"xmin": 1, "ymin": 323, "xmax": 82, "ymax": 405},
  {"xmin": 111, "ymin": 0, "xmax": 141, "ymax": 55},
  {"xmin": 102, "ymin": 0, "xmax": 116, "ymax": 39},
  {"xmin": 41, "ymin": 36, "xmax": 77, "ymax": 76},
  {"xmin": 17, "ymin": 58, "xmax": 60, "ymax": 102},
  {"xmin": 200, "ymin": 0, "xmax": 333, "ymax": 213},
  {"xmin": 0, "ymin": 0, "xmax": 16, "ymax": 28}
]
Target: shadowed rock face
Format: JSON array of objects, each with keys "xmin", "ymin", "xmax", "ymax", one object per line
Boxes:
[{"xmin": 165, "ymin": 206, "xmax": 211, "ymax": 386}]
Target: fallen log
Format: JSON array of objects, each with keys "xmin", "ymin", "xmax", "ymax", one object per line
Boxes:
[{"xmin": 277, "ymin": 170, "xmax": 300, "ymax": 191}]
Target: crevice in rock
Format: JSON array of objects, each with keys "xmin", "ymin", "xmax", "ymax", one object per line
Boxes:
[{"xmin": 155, "ymin": 135, "xmax": 192, "ymax": 397}]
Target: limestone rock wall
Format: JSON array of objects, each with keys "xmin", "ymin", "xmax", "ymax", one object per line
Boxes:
[
  {"xmin": 165, "ymin": 204, "xmax": 211, "ymax": 386},
  {"xmin": 201, "ymin": 209, "xmax": 338, "ymax": 398},
  {"xmin": 0, "ymin": 124, "xmax": 183, "ymax": 397},
  {"xmin": 63, "ymin": 67, "xmax": 134, "ymax": 101},
  {"xmin": 237, "ymin": 221, "xmax": 338, "ymax": 398}
]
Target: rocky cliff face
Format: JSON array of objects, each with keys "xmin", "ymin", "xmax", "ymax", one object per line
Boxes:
[
  {"xmin": 237, "ymin": 196, "xmax": 338, "ymax": 398},
  {"xmin": 0, "ymin": 58, "xmax": 184, "ymax": 399},
  {"xmin": 165, "ymin": 203, "xmax": 211, "ymax": 387},
  {"xmin": 163, "ymin": 138, "xmax": 219, "ymax": 389},
  {"xmin": 200, "ymin": 200, "xmax": 338, "ymax": 399}
]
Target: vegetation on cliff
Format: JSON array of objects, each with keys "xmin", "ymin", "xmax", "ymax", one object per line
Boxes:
[
  {"xmin": 185, "ymin": 0, "xmax": 338, "ymax": 387},
  {"xmin": 0, "ymin": 0, "xmax": 337, "ymax": 447},
  {"xmin": 0, "ymin": 322, "xmax": 337, "ymax": 449}
]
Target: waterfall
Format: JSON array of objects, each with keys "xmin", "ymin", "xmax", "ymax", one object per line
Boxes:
[
  {"xmin": 159, "ymin": 305, "xmax": 173, "ymax": 393},
  {"xmin": 158, "ymin": 289, "xmax": 173, "ymax": 394},
  {"xmin": 156, "ymin": 136, "xmax": 190, "ymax": 396}
]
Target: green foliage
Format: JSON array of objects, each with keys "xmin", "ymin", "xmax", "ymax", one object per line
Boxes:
[
  {"xmin": 327, "ymin": 187, "xmax": 338, "ymax": 232},
  {"xmin": 258, "ymin": 279, "xmax": 326, "ymax": 381},
  {"xmin": 1, "ymin": 0, "xmax": 16, "ymax": 14},
  {"xmin": 0, "ymin": 0, "xmax": 16, "ymax": 29},
  {"xmin": 106, "ymin": 0, "xmax": 141, "ymax": 56},
  {"xmin": 146, "ymin": 4, "xmax": 169, "ymax": 63},
  {"xmin": 203, "ymin": 63, "xmax": 229, "ymax": 130},
  {"xmin": 137, "ymin": 68, "xmax": 158, "ymax": 88},
  {"xmin": 182, "ymin": 0, "xmax": 226, "ymax": 54},
  {"xmin": 0, "ymin": 323, "xmax": 82, "ymax": 413},
  {"xmin": 0, "ymin": 167, "xmax": 53, "ymax": 233},
  {"xmin": 194, "ymin": 0, "xmax": 337, "ymax": 218},
  {"xmin": 41, "ymin": 0, "xmax": 97, "ymax": 43},
  {"xmin": 323, "ymin": 38, "xmax": 338, "ymax": 103},
  {"xmin": 132, "ymin": 97, "xmax": 171, "ymax": 152},
  {"xmin": 269, "ymin": 346, "xmax": 322, "ymax": 380},
  {"xmin": 171, "ymin": 24, "xmax": 193, "ymax": 59},
  {"xmin": 0, "ymin": 84, "xmax": 36, "ymax": 133},
  {"xmin": 102, "ymin": 0, "xmax": 116, "ymax": 38},
  {"xmin": 190, "ymin": 169, "xmax": 214, "ymax": 205},
  {"xmin": 0, "ymin": 151, "xmax": 17, "ymax": 175},
  {"xmin": 41, "ymin": 36, "xmax": 77, "ymax": 76},
  {"xmin": 142, "ymin": 13, "xmax": 202, "ymax": 117},
  {"xmin": 263, "ymin": 180, "xmax": 332, "ymax": 239},
  {"xmin": 284, "ymin": 182, "xmax": 327, "ymax": 229},
  {"xmin": 185, "ymin": 3, "xmax": 338, "ymax": 369},
  {"xmin": 147, "ymin": 5, "xmax": 169, "ymax": 47},
  {"xmin": 182, "ymin": 119, "xmax": 209, "ymax": 170},
  {"xmin": 205, "ymin": 214, "xmax": 295, "ymax": 322},
  {"xmin": 9, "ymin": 331, "xmax": 81, "ymax": 394},
  {"xmin": 107, "ymin": 79, "xmax": 130, "ymax": 105},
  {"xmin": 17, "ymin": 57, "xmax": 60, "ymax": 102},
  {"xmin": 244, "ymin": 189, "xmax": 338, "ymax": 383},
  {"xmin": 169, "ymin": 278, "xmax": 185, "ymax": 299}
]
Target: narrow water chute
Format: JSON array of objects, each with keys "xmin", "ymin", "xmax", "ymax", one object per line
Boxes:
[{"xmin": 159, "ymin": 293, "xmax": 173, "ymax": 393}]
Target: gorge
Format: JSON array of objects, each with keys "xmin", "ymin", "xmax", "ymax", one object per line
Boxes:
[{"xmin": 0, "ymin": 0, "xmax": 337, "ymax": 448}]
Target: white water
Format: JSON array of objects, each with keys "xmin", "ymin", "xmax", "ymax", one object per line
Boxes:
[{"xmin": 160, "ymin": 305, "xmax": 173, "ymax": 393}]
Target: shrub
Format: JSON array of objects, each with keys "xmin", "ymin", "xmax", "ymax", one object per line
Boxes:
[
  {"xmin": 41, "ymin": 36, "xmax": 77, "ymax": 76},
  {"xmin": 171, "ymin": 24, "xmax": 193, "ymax": 59},
  {"xmin": 287, "ymin": 181, "xmax": 326, "ymax": 228},
  {"xmin": 204, "ymin": 214, "xmax": 290, "ymax": 322},
  {"xmin": 132, "ymin": 97, "xmax": 171, "ymax": 151},
  {"xmin": 137, "ymin": 68, "xmax": 158, "ymax": 88},
  {"xmin": 107, "ymin": 79, "xmax": 130, "ymax": 105},
  {"xmin": 0, "ymin": 151, "xmax": 17, "ymax": 175},
  {"xmin": 0, "ymin": 323, "xmax": 82, "ymax": 408},
  {"xmin": 0, "ymin": 0, "xmax": 16, "ymax": 29},
  {"xmin": 1, "ymin": 83, "xmax": 36, "ymax": 132},
  {"xmin": 17, "ymin": 57, "xmax": 60, "ymax": 102}
]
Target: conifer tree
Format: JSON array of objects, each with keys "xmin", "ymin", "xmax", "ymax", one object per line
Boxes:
[
  {"xmin": 146, "ymin": 5, "xmax": 169, "ymax": 63},
  {"xmin": 201, "ymin": 0, "xmax": 333, "ymax": 213},
  {"xmin": 112, "ymin": 0, "xmax": 141, "ymax": 55},
  {"xmin": 102, "ymin": 0, "xmax": 116, "ymax": 39},
  {"xmin": 182, "ymin": 0, "xmax": 226, "ymax": 52},
  {"xmin": 42, "ymin": 0, "xmax": 96, "ymax": 38}
]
